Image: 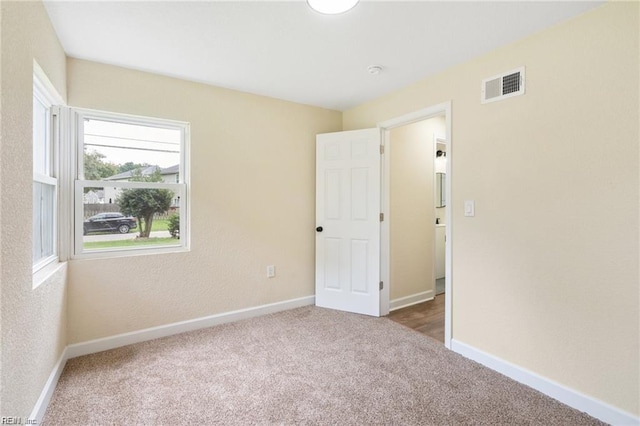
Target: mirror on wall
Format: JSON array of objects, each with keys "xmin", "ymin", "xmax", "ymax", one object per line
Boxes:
[
  {"xmin": 435, "ymin": 136, "xmax": 447, "ymax": 210},
  {"xmin": 436, "ymin": 173, "xmax": 446, "ymax": 208}
]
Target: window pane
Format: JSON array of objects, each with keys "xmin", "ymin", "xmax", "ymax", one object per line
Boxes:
[
  {"xmin": 33, "ymin": 182, "xmax": 55, "ymax": 263},
  {"xmin": 75, "ymin": 110, "xmax": 188, "ymax": 257},
  {"xmin": 82, "ymin": 185, "xmax": 180, "ymax": 252},
  {"xmin": 83, "ymin": 119, "xmax": 180, "ymax": 182},
  {"xmin": 33, "ymin": 96, "xmax": 50, "ymax": 176}
]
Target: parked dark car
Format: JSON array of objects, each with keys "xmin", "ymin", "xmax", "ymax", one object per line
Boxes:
[{"xmin": 83, "ymin": 213, "xmax": 137, "ymax": 235}]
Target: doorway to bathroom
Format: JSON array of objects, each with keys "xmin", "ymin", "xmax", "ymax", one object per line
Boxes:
[
  {"xmin": 434, "ymin": 135, "xmax": 447, "ymax": 298},
  {"xmin": 379, "ymin": 102, "xmax": 452, "ymax": 348}
]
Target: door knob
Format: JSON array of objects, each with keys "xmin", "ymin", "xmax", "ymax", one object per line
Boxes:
[{"xmin": 316, "ymin": 226, "xmax": 323, "ymax": 232}]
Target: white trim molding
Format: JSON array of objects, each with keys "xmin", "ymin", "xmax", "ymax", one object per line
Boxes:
[
  {"xmin": 389, "ymin": 290, "xmax": 434, "ymax": 311},
  {"xmin": 29, "ymin": 348, "xmax": 68, "ymax": 425},
  {"xmin": 70, "ymin": 107, "xmax": 191, "ymax": 260},
  {"xmin": 31, "ymin": 296, "xmax": 315, "ymax": 423},
  {"xmin": 378, "ymin": 100, "xmax": 453, "ymax": 349},
  {"xmin": 451, "ymin": 339, "xmax": 639, "ymax": 426},
  {"xmin": 31, "ymin": 301, "xmax": 636, "ymax": 426},
  {"xmin": 66, "ymin": 295, "xmax": 315, "ymax": 358}
]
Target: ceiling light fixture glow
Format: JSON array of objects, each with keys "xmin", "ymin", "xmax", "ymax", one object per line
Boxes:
[{"xmin": 307, "ymin": 0, "xmax": 359, "ymax": 15}]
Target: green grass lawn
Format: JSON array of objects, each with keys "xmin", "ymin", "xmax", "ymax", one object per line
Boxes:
[
  {"xmin": 119, "ymin": 218, "xmax": 169, "ymax": 234},
  {"xmin": 83, "ymin": 218, "xmax": 177, "ymax": 250},
  {"xmin": 84, "ymin": 237, "xmax": 178, "ymax": 250},
  {"xmin": 150, "ymin": 218, "xmax": 169, "ymax": 232}
]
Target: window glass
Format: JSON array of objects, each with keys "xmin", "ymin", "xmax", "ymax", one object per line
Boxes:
[
  {"xmin": 33, "ymin": 96, "xmax": 51, "ymax": 176},
  {"xmin": 76, "ymin": 111, "xmax": 188, "ymax": 256},
  {"xmin": 33, "ymin": 181, "xmax": 55, "ymax": 263},
  {"xmin": 33, "ymin": 81, "xmax": 57, "ymax": 271},
  {"xmin": 82, "ymin": 118, "xmax": 180, "ymax": 181}
]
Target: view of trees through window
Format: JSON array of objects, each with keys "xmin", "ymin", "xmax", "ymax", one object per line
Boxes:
[{"xmin": 80, "ymin": 117, "xmax": 184, "ymax": 252}]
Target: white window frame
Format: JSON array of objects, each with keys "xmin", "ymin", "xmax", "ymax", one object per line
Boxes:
[
  {"xmin": 32, "ymin": 65, "xmax": 64, "ymax": 279},
  {"xmin": 72, "ymin": 108, "xmax": 190, "ymax": 259}
]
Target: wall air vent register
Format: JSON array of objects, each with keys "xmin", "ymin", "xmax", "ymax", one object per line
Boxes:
[{"xmin": 481, "ymin": 67, "xmax": 525, "ymax": 104}]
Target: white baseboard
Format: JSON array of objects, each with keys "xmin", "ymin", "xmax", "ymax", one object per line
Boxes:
[
  {"xmin": 389, "ymin": 290, "xmax": 434, "ymax": 311},
  {"xmin": 67, "ymin": 295, "xmax": 315, "ymax": 359},
  {"xmin": 32, "ymin": 295, "xmax": 315, "ymax": 422},
  {"xmin": 35, "ymin": 299, "xmax": 637, "ymax": 426},
  {"xmin": 451, "ymin": 339, "xmax": 639, "ymax": 426},
  {"xmin": 29, "ymin": 347, "xmax": 68, "ymax": 425}
]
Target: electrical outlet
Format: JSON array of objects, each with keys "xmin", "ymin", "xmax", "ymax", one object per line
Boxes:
[{"xmin": 267, "ymin": 265, "xmax": 275, "ymax": 278}]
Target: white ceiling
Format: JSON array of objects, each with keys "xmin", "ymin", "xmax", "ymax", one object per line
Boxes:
[{"xmin": 44, "ymin": 1, "xmax": 603, "ymax": 111}]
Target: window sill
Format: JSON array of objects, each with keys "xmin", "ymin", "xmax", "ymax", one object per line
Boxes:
[
  {"xmin": 33, "ymin": 261, "xmax": 67, "ymax": 290},
  {"xmin": 73, "ymin": 244, "xmax": 189, "ymax": 261}
]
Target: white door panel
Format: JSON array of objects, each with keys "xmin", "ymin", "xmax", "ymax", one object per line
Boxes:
[{"xmin": 315, "ymin": 128, "xmax": 381, "ymax": 316}]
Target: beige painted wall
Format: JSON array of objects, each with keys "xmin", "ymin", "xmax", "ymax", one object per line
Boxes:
[
  {"xmin": 344, "ymin": 2, "xmax": 639, "ymax": 416},
  {"xmin": 0, "ymin": 3, "xmax": 3, "ymax": 413},
  {"xmin": 389, "ymin": 117, "xmax": 445, "ymax": 301},
  {"xmin": 0, "ymin": 1, "xmax": 68, "ymax": 418},
  {"xmin": 66, "ymin": 59, "xmax": 342, "ymax": 343},
  {"xmin": 2, "ymin": 0, "xmax": 638, "ymax": 419}
]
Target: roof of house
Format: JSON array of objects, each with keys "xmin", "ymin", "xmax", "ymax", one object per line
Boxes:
[
  {"xmin": 84, "ymin": 189, "xmax": 105, "ymax": 198},
  {"xmin": 160, "ymin": 164, "xmax": 179, "ymax": 175},
  {"xmin": 104, "ymin": 165, "xmax": 178, "ymax": 181}
]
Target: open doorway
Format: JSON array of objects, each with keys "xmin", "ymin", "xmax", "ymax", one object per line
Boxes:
[
  {"xmin": 378, "ymin": 102, "xmax": 452, "ymax": 348},
  {"xmin": 434, "ymin": 134, "xmax": 447, "ymax": 297}
]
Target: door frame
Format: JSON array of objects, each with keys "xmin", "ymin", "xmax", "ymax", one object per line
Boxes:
[{"xmin": 377, "ymin": 101, "xmax": 453, "ymax": 348}]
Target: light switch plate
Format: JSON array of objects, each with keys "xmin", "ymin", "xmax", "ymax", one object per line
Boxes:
[{"xmin": 464, "ymin": 200, "xmax": 475, "ymax": 217}]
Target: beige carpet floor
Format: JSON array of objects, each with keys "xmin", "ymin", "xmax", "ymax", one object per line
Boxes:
[{"xmin": 43, "ymin": 306, "xmax": 604, "ymax": 425}]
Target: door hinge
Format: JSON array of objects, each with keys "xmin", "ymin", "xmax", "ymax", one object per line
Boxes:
[
  {"xmin": 380, "ymin": 145, "xmax": 385, "ymax": 155},
  {"xmin": 379, "ymin": 281, "xmax": 384, "ymax": 290},
  {"xmin": 380, "ymin": 213, "xmax": 384, "ymax": 222}
]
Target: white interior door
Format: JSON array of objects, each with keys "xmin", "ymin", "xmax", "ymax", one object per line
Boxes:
[{"xmin": 315, "ymin": 128, "xmax": 381, "ymax": 316}]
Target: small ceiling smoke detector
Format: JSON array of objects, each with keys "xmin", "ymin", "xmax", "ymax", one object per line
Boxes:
[
  {"xmin": 367, "ymin": 65, "xmax": 383, "ymax": 75},
  {"xmin": 307, "ymin": 0, "xmax": 359, "ymax": 15}
]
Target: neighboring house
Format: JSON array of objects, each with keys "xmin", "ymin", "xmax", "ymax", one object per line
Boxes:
[
  {"xmin": 103, "ymin": 165, "xmax": 179, "ymax": 205},
  {"xmin": 159, "ymin": 164, "xmax": 179, "ymax": 184},
  {"xmin": 82, "ymin": 189, "xmax": 105, "ymax": 204}
]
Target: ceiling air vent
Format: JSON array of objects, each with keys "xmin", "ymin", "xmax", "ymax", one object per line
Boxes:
[{"xmin": 481, "ymin": 67, "xmax": 525, "ymax": 104}]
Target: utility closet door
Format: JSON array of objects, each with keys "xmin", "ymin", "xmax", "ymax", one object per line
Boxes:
[{"xmin": 315, "ymin": 128, "xmax": 381, "ymax": 316}]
